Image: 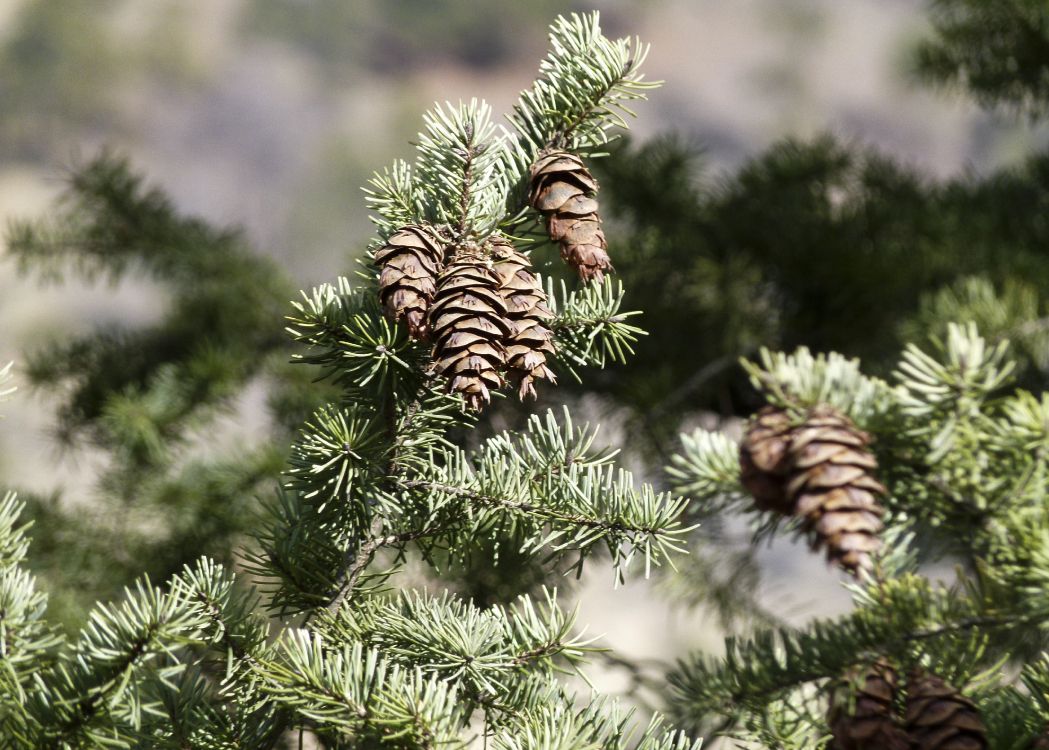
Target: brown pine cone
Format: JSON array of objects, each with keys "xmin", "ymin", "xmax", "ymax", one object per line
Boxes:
[
  {"xmin": 905, "ymin": 671, "xmax": 987, "ymax": 750},
  {"xmin": 829, "ymin": 660, "xmax": 909, "ymax": 750},
  {"xmin": 490, "ymin": 237, "xmax": 556, "ymax": 400},
  {"xmin": 739, "ymin": 406, "xmax": 794, "ymax": 514},
  {"xmin": 428, "ymin": 248, "xmax": 509, "ymax": 410},
  {"xmin": 375, "ymin": 224, "xmax": 447, "ymax": 339},
  {"xmin": 739, "ymin": 404, "xmax": 887, "ymax": 574},
  {"xmin": 528, "ymin": 150, "xmax": 611, "ymax": 283},
  {"xmin": 786, "ymin": 405, "xmax": 887, "ymax": 575}
]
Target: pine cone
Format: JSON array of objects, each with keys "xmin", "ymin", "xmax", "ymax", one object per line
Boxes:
[
  {"xmin": 739, "ymin": 406, "xmax": 794, "ymax": 514},
  {"xmin": 490, "ymin": 237, "xmax": 556, "ymax": 400},
  {"xmin": 739, "ymin": 404, "xmax": 887, "ymax": 574},
  {"xmin": 905, "ymin": 671, "xmax": 987, "ymax": 750},
  {"xmin": 528, "ymin": 150, "xmax": 611, "ymax": 282},
  {"xmin": 829, "ymin": 660, "xmax": 909, "ymax": 750},
  {"xmin": 375, "ymin": 224, "xmax": 447, "ymax": 339},
  {"xmin": 786, "ymin": 406, "xmax": 887, "ymax": 575},
  {"xmin": 429, "ymin": 249, "xmax": 509, "ymax": 411}
]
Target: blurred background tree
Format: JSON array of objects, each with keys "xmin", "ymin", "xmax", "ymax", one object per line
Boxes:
[
  {"xmin": 593, "ymin": 132, "xmax": 1049, "ymax": 451},
  {"xmin": 3, "ymin": 0, "xmax": 1049, "ymax": 724},
  {"xmin": 3, "ymin": 152, "xmax": 325, "ymax": 625}
]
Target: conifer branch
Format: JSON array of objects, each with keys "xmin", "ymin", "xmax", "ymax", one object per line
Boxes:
[
  {"xmin": 0, "ymin": 13, "xmax": 698, "ymax": 748},
  {"xmin": 322, "ymin": 521, "xmax": 453, "ymax": 617},
  {"xmin": 404, "ymin": 409, "xmax": 691, "ymax": 580},
  {"xmin": 547, "ymin": 277, "xmax": 645, "ymax": 378},
  {"xmin": 507, "ymin": 12, "xmax": 659, "ymax": 159}
]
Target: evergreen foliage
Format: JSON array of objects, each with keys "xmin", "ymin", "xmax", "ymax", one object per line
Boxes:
[
  {"xmin": 582, "ymin": 0, "xmax": 1049, "ymax": 432},
  {"xmin": 5, "ymin": 2, "xmax": 1049, "ymax": 748},
  {"xmin": 913, "ymin": 0, "xmax": 1049, "ymax": 113},
  {"xmin": 0, "ymin": 13, "xmax": 701, "ymax": 748},
  {"xmin": 591, "ymin": 129, "xmax": 1049, "ymax": 447},
  {"xmin": 664, "ymin": 325, "xmax": 1049, "ymax": 746},
  {"xmin": 4, "ymin": 153, "xmax": 308, "ymax": 624}
]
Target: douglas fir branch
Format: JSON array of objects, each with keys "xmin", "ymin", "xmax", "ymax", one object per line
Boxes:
[
  {"xmin": 0, "ymin": 13, "xmax": 700, "ymax": 750},
  {"xmin": 369, "ymin": 14, "xmax": 649, "ymax": 410}
]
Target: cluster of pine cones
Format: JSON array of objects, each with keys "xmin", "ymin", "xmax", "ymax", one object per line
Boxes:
[
  {"xmin": 829, "ymin": 661, "xmax": 990, "ymax": 750},
  {"xmin": 375, "ymin": 149, "xmax": 609, "ymax": 409},
  {"xmin": 739, "ymin": 404, "xmax": 886, "ymax": 575},
  {"xmin": 376, "ymin": 228, "xmax": 555, "ymax": 410}
]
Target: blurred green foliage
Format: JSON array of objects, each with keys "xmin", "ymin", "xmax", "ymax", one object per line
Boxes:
[
  {"xmin": 0, "ymin": 0, "xmax": 123, "ymax": 159},
  {"xmin": 590, "ymin": 134, "xmax": 1049, "ymax": 450},
  {"xmin": 4, "ymin": 154, "xmax": 334, "ymax": 626},
  {"xmin": 6, "ymin": 0, "xmax": 1049, "ymax": 635},
  {"xmin": 0, "ymin": 0, "xmax": 202, "ymax": 161},
  {"xmin": 914, "ymin": 0, "xmax": 1049, "ymax": 113}
]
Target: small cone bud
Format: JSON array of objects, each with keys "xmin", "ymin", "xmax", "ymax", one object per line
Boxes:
[
  {"xmin": 528, "ymin": 150, "xmax": 612, "ymax": 282},
  {"xmin": 375, "ymin": 224, "xmax": 447, "ymax": 339}
]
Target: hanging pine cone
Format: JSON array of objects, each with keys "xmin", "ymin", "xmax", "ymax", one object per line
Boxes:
[
  {"xmin": 375, "ymin": 224, "xmax": 447, "ymax": 339},
  {"xmin": 739, "ymin": 404, "xmax": 887, "ymax": 574},
  {"xmin": 490, "ymin": 237, "xmax": 556, "ymax": 400},
  {"xmin": 786, "ymin": 405, "xmax": 887, "ymax": 575},
  {"xmin": 739, "ymin": 406, "xmax": 794, "ymax": 515},
  {"xmin": 428, "ymin": 248, "xmax": 509, "ymax": 411},
  {"xmin": 528, "ymin": 150, "xmax": 611, "ymax": 283},
  {"xmin": 828, "ymin": 660, "xmax": 909, "ymax": 750},
  {"xmin": 905, "ymin": 671, "xmax": 987, "ymax": 750}
]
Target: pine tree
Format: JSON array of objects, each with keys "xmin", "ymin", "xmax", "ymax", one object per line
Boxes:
[
  {"xmin": 589, "ymin": 131, "xmax": 1049, "ymax": 448},
  {"xmin": 592, "ymin": 4, "xmax": 1049, "ymax": 746},
  {"xmin": 0, "ymin": 13, "xmax": 701, "ymax": 748},
  {"xmin": 7, "ymin": 3, "xmax": 1049, "ymax": 748},
  {"xmin": 913, "ymin": 0, "xmax": 1049, "ymax": 114},
  {"xmin": 4, "ymin": 153, "xmax": 310, "ymax": 625},
  {"xmin": 585, "ymin": 0, "xmax": 1049, "ymax": 441},
  {"xmin": 665, "ymin": 325, "xmax": 1049, "ymax": 747}
]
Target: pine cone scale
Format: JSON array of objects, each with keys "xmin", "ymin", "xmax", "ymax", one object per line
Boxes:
[
  {"xmin": 433, "ymin": 314, "xmax": 512, "ymax": 337},
  {"xmin": 793, "ymin": 441, "xmax": 878, "ymax": 469},
  {"xmin": 535, "ymin": 182, "xmax": 585, "ymax": 211},
  {"xmin": 905, "ymin": 672, "xmax": 988, "ymax": 750}
]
